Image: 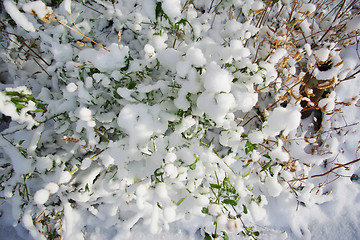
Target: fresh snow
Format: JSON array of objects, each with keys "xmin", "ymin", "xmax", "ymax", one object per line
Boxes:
[
  {"xmin": 22, "ymin": 1, "xmax": 52, "ymax": 19},
  {"xmin": 203, "ymin": 62, "xmax": 233, "ymax": 93},
  {"xmin": 263, "ymin": 107, "xmax": 301, "ymax": 137},
  {"xmin": 33, "ymin": 189, "xmax": 50, "ymax": 205},
  {"xmin": 1, "ymin": 0, "xmax": 360, "ymax": 240},
  {"xmin": 3, "ymin": 0, "xmax": 35, "ymax": 32}
]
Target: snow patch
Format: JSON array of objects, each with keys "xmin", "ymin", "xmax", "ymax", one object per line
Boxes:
[{"xmin": 4, "ymin": 0, "xmax": 35, "ymax": 32}]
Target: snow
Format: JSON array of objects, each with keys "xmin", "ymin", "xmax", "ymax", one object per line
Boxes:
[
  {"xmin": 144, "ymin": 44, "xmax": 156, "ymax": 61},
  {"xmin": 62, "ymin": 0, "xmax": 72, "ymax": 15},
  {"xmin": 202, "ymin": 62, "xmax": 233, "ymax": 93},
  {"xmin": 0, "ymin": 88, "xmax": 38, "ymax": 129},
  {"xmin": 33, "ymin": 189, "xmax": 50, "ymax": 205},
  {"xmin": 269, "ymin": 48, "xmax": 287, "ymax": 64},
  {"xmin": 1, "ymin": 1, "xmax": 360, "ymax": 240},
  {"xmin": 163, "ymin": 206, "xmax": 177, "ymax": 222},
  {"xmin": 225, "ymin": 219, "xmax": 240, "ymax": 233},
  {"xmin": 232, "ymin": 83, "xmax": 258, "ymax": 112},
  {"xmin": 27, "ymin": 125, "xmax": 43, "ymax": 156},
  {"xmin": 3, "ymin": 0, "xmax": 35, "ymax": 32},
  {"xmin": 158, "ymin": 48, "xmax": 182, "ymax": 72},
  {"xmin": 229, "ymin": 40, "xmax": 250, "ymax": 59},
  {"xmin": 0, "ymin": 134, "xmax": 32, "ymax": 175},
  {"xmin": 186, "ymin": 47, "xmax": 207, "ymax": 67},
  {"xmin": 78, "ymin": 43, "xmax": 129, "ymax": 72},
  {"xmin": 263, "ymin": 107, "xmax": 301, "ymax": 137},
  {"xmin": 304, "ymin": 43, "xmax": 312, "ymax": 56},
  {"xmin": 300, "ymin": 3, "xmax": 316, "ymax": 14},
  {"xmin": 63, "ymin": 202, "xmax": 83, "ymax": 240},
  {"xmin": 265, "ymin": 175, "xmax": 282, "ymax": 197},
  {"xmin": 162, "ymin": 0, "xmax": 181, "ymax": 20},
  {"xmin": 44, "ymin": 182, "xmax": 59, "ymax": 194},
  {"xmin": 142, "ymin": 0, "xmax": 156, "ymax": 22},
  {"xmin": 197, "ymin": 92, "xmax": 235, "ymax": 125},
  {"xmin": 345, "ymin": 16, "xmax": 360, "ymax": 34},
  {"xmin": 80, "ymin": 157, "xmax": 91, "ymax": 170},
  {"xmin": 164, "ymin": 163, "xmax": 177, "ymax": 178},
  {"xmin": 51, "ymin": 43, "xmax": 73, "ymax": 62},
  {"xmin": 66, "ymin": 82, "xmax": 77, "ymax": 92},
  {"xmin": 318, "ymin": 91, "xmax": 336, "ymax": 112},
  {"xmin": 78, "ymin": 107, "xmax": 92, "ymax": 122},
  {"xmin": 176, "ymin": 61, "xmax": 191, "ymax": 78},
  {"xmin": 219, "ymin": 128, "xmax": 243, "ymax": 149},
  {"xmin": 22, "ymin": 1, "xmax": 52, "ymax": 19},
  {"xmin": 314, "ymin": 47, "xmax": 331, "ymax": 62},
  {"xmin": 165, "ymin": 153, "xmax": 177, "ymax": 163},
  {"xmin": 175, "ymin": 115, "xmax": 196, "ymax": 133},
  {"xmin": 117, "ymin": 104, "xmax": 168, "ymax": 148},
  {"xmin": 249, "ymin": 201, "xmax": 266, "ymax": 221},
  {"xmin": 208, "ymin": 204, "xmax": 222, "ymax": 216},
  {"xmin": 248, "ymin": 130, "xmax": 263, "ymax": 144},
  {"xmin": 58, "ymin": 171, "xmax": 72, "ymax": 184}
]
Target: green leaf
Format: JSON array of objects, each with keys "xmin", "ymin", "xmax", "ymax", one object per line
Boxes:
[
  {"xmin": 113, "ymin": 90, "xmax": 121, "ymax": 99},
  {"xmin": 5, "ymin": 91, "xmax": 22, "ymax": 97},
  {"xmin": 242, "ymin": 162, "xmax": 251, "ymax": 168},
  {"xmin": 174, "ymin": 18, "xmax": 188, "ymax": 28},
  {"xmin": 27, "ymin": 95, "xmax": 35, "ymax": 101},
  {"xmin": 223, "ymin": 178, "xmax": 236, "ymax": 193},
  {"xmin": 89, "ymin": 67, "xmax": 101, "ymax": 76},
  {"xmin": 176, "ymin": 197, "xmax": 186, "ymax": 206},
  {"xmin": 120, "ymin": 54, "xmax": 132, "ymax": 71},
  {"xmin": 264, "ymin": 153, "xmax": 271, "ymax": 159},
  {"xmin": 155, "ymin": 2, "xmax": 163, "ymax": 19},
  {"xmin": 201, "ymin": 207, "xmax": 209, "ymax": 214},
  {"xmin": 84, "ymin": 183, "xmax": 90, "ymax": 192},
  {"xmin": 242, "ymin": 168, "xmax": 251, "ymax": 178},
  {"xmin": 154, "ymin": 167, "xmax": 164, "ymax": 176},
  {"xmin": 224, "ymin": 63, "xmax": 232, "ymax": 68},
  {"xmin": 260, "ymin": 160, "xmax": 272, "ymax": 172},
  {"xmin": 210, "ymin": 183, "xmax": 221, "ymax": 189},
  {"xmin": 189, "ymin": 155, "xmax": 200, "ymax": 170},
  {"xmin": 253, "ymin": 231, "xmax": 260, "ymax": 236},
  {"xmin": 246, "ymin": 185, "xmax": 254, "ymax": 191},
  {"xmin": 204, "ymin": 233, "xmax": 212, "ymax": 240},
  {"xmin": 222, "ymin": 231, "xmax": 229, "ymax": 240},
  {"xmin": 223, "ymin": 199, "xmax": 238, "ymax": 206},
  {"xmin": 189, "ymin": 162, "xmax": 197, "ymax": 170},
  {"xmin": 36, "ymin": 102, "xmax": 46, "ymax": 109},
  {"xmin": 11, "ymin": 97, "xmax": 27, "ymax": 103},
  {"xmin": 242, "ymin": 204, "xmax": 248, "ymax": 214},
  {"xmin": 127, "ymin": 81, "xmax": 136, "ymax": 89},
  {"xmin": 245, "ymin": 140, "xmax": 258, "ymax": 154},
  {"xmin": 222, "ymin": 177, "xmax": 231, "ymax": 188},
  {"xmin": 15, "ymin": 103, "xmax": 26, "ymax": 111}
]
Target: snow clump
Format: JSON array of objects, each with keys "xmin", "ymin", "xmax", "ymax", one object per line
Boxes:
[{"xmin": 0, "ymin": 0, "xmax": 359, "ymax": 240}]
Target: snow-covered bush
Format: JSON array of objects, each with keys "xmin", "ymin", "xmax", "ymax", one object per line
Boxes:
[{"xmin": 0, "ymin": 0, "xmax": 360, "ymax": 239}]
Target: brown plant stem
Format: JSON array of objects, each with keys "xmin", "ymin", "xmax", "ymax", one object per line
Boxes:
[
  {"xmin": 290, "ymin": 158, "xmax": 360, "ymax": 182},
  {"xmin": 53, "ymin": 16, "xmax": 110, "ymax": 52}
]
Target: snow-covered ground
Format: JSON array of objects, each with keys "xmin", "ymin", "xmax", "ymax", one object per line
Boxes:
[{"xmin": 1, "ymin": 0, "xmax": 360, "ymax": 239}]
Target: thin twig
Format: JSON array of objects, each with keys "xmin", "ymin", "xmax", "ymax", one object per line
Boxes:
[
  {"xmin": 34, "ymin": 209, "xmax": 47, "ymax": 225},
  {"xmin": 2, "ymin": 30, "xmax": 51, "ymax": 66},
  {"xmin": 32, "ymin": 58, "xmax": 51, "ymax": 77},
  {"xmin": 54, "ymin": 16, "xmax": 110, "ymax": 52},
  {"xmin": 290, "ymin": 158, "xmax": 360, "ymax": 182},
  {"xmin": 83, "ymin": 3, "xmax": 103, "ymax": 14}
]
